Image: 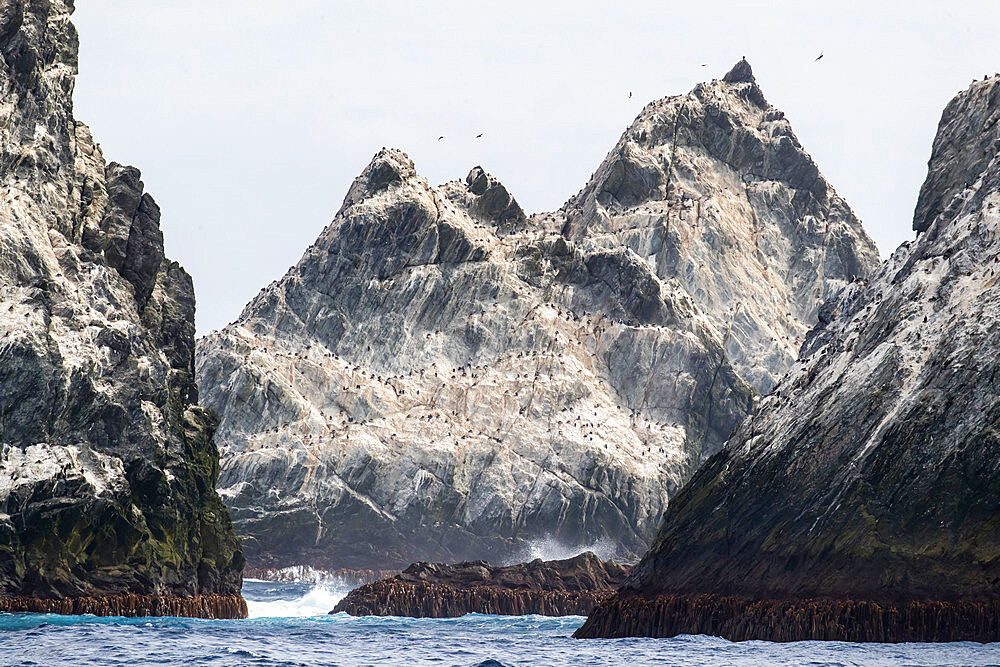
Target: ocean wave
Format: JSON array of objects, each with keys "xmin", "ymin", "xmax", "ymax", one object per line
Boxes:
[{"xmin": 245, "ymin": 582, "xmax": 352, "ymax": 619}]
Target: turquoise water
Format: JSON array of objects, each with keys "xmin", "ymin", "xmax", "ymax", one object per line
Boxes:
[{"xmin": 2, "ymin": 581, "xmax": 1000, "ymax": 666}]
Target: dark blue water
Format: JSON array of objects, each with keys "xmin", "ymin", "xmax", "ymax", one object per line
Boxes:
[{"xmin": 2, "ymin": 581, "xmax": 999, "ymax": 666}]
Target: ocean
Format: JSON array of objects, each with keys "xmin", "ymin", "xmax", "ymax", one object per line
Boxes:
[{"xmin": 2, "ymin": 580, "xmax": 999, "ymax": 666}]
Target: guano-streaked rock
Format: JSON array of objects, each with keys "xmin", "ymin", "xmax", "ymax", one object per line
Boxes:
[
  {"xmin": 0, "ymin": 0, "xmax": 245, "ymax": 618},
  {"xmin": 197, "ymin": 59, "xmax": 879, "ymax": 571},
  {"xmin": 576, "ymin": 73, "xmax": 1000, "ymax": 643}
]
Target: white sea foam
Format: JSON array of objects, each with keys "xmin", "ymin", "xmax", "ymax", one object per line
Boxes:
[{"xmin": 245, "ymin": 583, "xmax": 352, "ymax": 619}]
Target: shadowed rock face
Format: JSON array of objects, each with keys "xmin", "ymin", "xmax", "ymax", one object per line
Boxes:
[
  {"xmin": 0, "ymin": 0, "xmax": 244, "ymax": 617},
  {"xmin": 577, "ymin": 74, "xmax": 1000, "ymax": 643},
  {"xmin": 197, "ymin": 60, "xmax": 879, "ymax": 571},
  {"xmin": 332, "ymin": 552, "xmax": 628, "ymax": 617}
]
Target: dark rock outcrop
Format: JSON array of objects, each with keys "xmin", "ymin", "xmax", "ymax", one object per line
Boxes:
[
  {"xmin": 576, "ymin": 74, "xmax": 1000, "ymax": 642},
  {"xmin": 0, "ymin": 0, "xmax": 244, "ymax": 618},
  {"xmin": 332, "ymin": 552, "xmax": 628, "ymax": 617},
  {"xmin": 196, "ymin": 61, "xmax": 878, "ymax": 571},
  {"xmin": 464, "ymin": 166, "xmax": 526, "ymax": 227},
  {"xmin": 575, "ymin": 595, "xmax": 1000, "ymax": 643}
]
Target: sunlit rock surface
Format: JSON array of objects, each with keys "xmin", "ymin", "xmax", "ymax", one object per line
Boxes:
[
  {"xmin": 197, "ymin": 60, "xmax": 879, "ymax": 570},
  {"xmin": 0, "ymin": 0, "xmax": 244, "ymax": 617},
  {"xmin": 577, "ymin": 73, "xmax": 1000, "ymax": 643}
]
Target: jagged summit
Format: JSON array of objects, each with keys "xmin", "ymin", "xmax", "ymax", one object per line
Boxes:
[
  {"xmin": 577, "ymin": 74, "xmax": 1000, "ymax": 643},
  {"xmin": 197, "ymin": 66, "xmax": 880, "ymax": 571},
  {"xmin": 912, "ymin": 73, "xmax": 1000, "ymax": 233},
  {"xmin": 463, "ymin": 166, "xmax": 526, "ymax": 225},
  {"xmin": 563, "ymin": 62, "xmax": 878, "ymax": 391},
  {"xmin": 344, "ymin": 147, "xmax": 418, "ymax": 203},
  {"xmin": 722, "ymin": 57, "xmax": 755, "ymax": 84}
]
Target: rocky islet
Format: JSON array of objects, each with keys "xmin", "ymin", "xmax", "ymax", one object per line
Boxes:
[
  {"xmin": 0, "ymin": 0, "xmax": 244, "ymax": 618},
  {"xmin": 331, "ymin": 551, "xmax": 629, "ymax": 618},
  {"xmin": 576, "ymin": 73, "xmax": 1000, "ymax": 643},
  {"xmin": 196, "ymin": 59, "xmax": 879, "ymax": 573}
]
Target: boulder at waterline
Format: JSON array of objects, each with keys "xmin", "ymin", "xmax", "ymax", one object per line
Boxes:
[{"xmin": 332, "ymin": 551, "xmax": 628, "ymax": 618}]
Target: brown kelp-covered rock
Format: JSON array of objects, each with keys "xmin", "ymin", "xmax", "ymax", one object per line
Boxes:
[
  {"xmin": 577, "ymin": 74, "xmax": 1000, "ymax": 642},
  {"xmin": 332, "ymin": 552, "xmax": 628, "ymax": 617},
  {"xmin": 0, "ymin": 1, "xmax": 244, "ymax": 617},
  {"xmin": 198, "ymin": 59, "xmax": 878, "ymax": 572},
  {"xmin": 576, "ymin": 595, "xmax": 1000, "ymax": 643},
  {"xmin": 0, "ymin": 594, "xmax": 247, "ymax": 620}
]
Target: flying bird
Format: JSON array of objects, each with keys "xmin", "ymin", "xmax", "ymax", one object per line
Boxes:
[
  {"xmin": 628, "ymin": 91, "xmax": 632, "ymax": 98},
  {"xmin": 475, "ymin": 133, "xmax": 484, "ymax": 138},
  {"xmin": 814, "ymin": 52, "xmax": 824, "ymax": 61},
  {"xmin": 700, "ymin": 63, "xmax": 708, "ymax": 67},
  {"xmin": 437, "ymin": 136, "xmax": 445, "ymax": 141}
]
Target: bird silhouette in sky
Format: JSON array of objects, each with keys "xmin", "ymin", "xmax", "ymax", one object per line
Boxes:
[
  {"xmin": 700, "ymin": 63, "xmax": 708, "ymax": 67},
  {"xmin": 814, "ymin": 52, "xmax": 824, "ymax": 61},
  {"xmin": 437, "ymin": 136, "xmax": 445, "ymax": 141},
  {"xmin": 475, "ymin": 133, "xmax": 484, "ymax": 138}
]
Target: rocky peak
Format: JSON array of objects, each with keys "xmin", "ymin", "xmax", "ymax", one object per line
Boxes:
[
  {"xmin": 722, "ymin": 57, "xmax": 754, "ymax": 84},
  {"xmin": 463, "ymin": 166, "xmax": 526, "ymax": 225},
  {"xmin": 562, "ymin": 62, "xmax": 879, "ymax": 392},
  {"xmin": 912, "ymin": 73, "xmax": 1000, "ymax": 233},
  {"xmin": 350, "ymin": 147, "xmax": 418, "ymax": 199},
  {"xmin": 197, "ymin": 63, "xmax": 879, "ymax": 573},
  {"xmin": 577, "ymin": 74, "xmax": 1000, "ymax": 642}
]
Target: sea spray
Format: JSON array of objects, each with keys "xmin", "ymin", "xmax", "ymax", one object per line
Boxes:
[
  {"xmin": 245, "ymin": 581, "xmax": 353, "ymax": 619},
  {"xmin": 501, "ymin": 537, "xmax": 626, "ymax": 566}
]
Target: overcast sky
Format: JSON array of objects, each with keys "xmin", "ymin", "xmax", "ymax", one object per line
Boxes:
[{"xmin": 72, "ymin": 1, "xmax": 999, "ymax": 336}]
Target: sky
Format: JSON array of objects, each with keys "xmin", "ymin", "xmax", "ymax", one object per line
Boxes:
[{"xmin": 71, "ymin": 1, "xmax": 1000, "ymax": 336}]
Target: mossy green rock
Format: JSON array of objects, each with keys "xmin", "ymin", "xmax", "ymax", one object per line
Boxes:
[
  {"xmin": 0, "ymin": 0, "xmax": 243, "ymax": 603},
  {"xmin": 578, "ymin": 73, "xmax": 1000, "ymax": 641}
]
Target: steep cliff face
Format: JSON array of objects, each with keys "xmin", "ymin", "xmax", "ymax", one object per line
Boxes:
[
  {"xmin": 197, "ymin": 60, "xmax": 879, "ymax": 571},
  {"xmin": 332, "ymin": 552, "xmax": 628, "ymax": 618},
  {"xmin": 0, "ymin": 0, "xmax": 244, "ymax": 617},
  {"xmin": 564, "ymin": 58, "xmax": 877, "ymax": 392},
  {"xmin": 577, "ymin": 74, "xmax": 1000, "ymax": 643}
]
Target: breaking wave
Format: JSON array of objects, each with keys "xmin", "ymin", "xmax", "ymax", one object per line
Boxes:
[{"xmin": 244, "ymin": 580, "xmax": 353, "ymax": 619}]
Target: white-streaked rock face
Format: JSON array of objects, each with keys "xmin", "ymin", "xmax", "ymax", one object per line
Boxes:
[
  {"xmin": 603, "ymin": 72, "xmax": 1000, "ymax": 613},
  {"xmin": 564, "ymin": 58, "xmax": 877, "ymax": 393},
  {"xmin": 197, "ymin": 60, "xmax": 880, "ymax": 570},
  {"xmin": 0, "ymin": 0, "xmax": 243, "ymax": 602}
]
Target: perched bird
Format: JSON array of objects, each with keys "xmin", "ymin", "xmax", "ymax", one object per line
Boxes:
[{"xmin": 814, "ymin": 52, "xmax": 824, "ymax": 61}]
